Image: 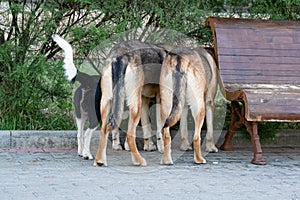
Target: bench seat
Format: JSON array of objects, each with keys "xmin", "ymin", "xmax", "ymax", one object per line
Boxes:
[{"xmin": 244, "ymin": 90, "xmax": 300, "ymax": 121}]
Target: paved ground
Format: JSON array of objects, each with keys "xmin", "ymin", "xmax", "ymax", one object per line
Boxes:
[{"xmin": 0, "ymin": 146, "xmax": 299, "ymax": 200}]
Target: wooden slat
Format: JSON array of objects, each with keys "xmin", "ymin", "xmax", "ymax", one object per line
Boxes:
[
  {"xmin": 218, "ymin": 48, "xmax": 300, "ymax": 58},
  {"xmin": 220, "ymin": 69, "xmax": 300, "ymax": 78},
  {"xmin": 217, "ymin": 41, "xmax": 300, "ymax": 50},
  {"xmin": 216, "ymin": 28, "xmax": 300, "ymax": 44},
  {"xmin": 219, "ymin": 55, "xmax": 300, "ymax": 65},
  {"xmin": 221, "ymin": 77, "xmax": 300, "ymax": 85},
  {"xmin": 219, "ymin": 68, "xmax": 300, "ymax": 85},
  {"xmin": 217, "ymin": 63, "xmax": 299, "ymax": 71},
  {"xmin": 207, "ymin": 17, "xmax": 300, "ymax": 29},
  {"xmin": 244, "ymin": 92, "xmax": 300, "ymax": 121}
]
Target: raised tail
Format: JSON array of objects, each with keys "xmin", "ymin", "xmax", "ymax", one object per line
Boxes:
[
  {"xmin": 52, "ymin": 34, "xmax": 77, "ymax": 82},
  {"xmin": 107, "ymin": 56, "xmax": 128, "ymax": 130},
  {"xmin": 163, "ymin": 53, "xmax": 187, "ymax": 128}
]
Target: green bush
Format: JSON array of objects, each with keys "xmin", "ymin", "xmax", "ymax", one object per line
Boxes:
[{"xmin": 0, "ymin": 55, "xmax": 75, "ymax": 130}]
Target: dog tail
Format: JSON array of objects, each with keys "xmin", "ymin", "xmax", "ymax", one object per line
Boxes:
[
  {"xmin": 52, "ymin": 34, "xmax": 77, "ymax": 82},
  {"xmin": 107, "ymin": 56, "xmax": 127, "ymax": 130},
  {"xmin": 163, "ymin": 53, "xmax": 186, "ymax": 128},
  {"xmin": 95, "ymin": 79, "xmax": 102, "ymax": 122}
]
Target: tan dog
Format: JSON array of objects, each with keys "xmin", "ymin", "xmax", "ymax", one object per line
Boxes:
[
  {"xmin": 94, "ymin": 40, "xmax": 167, "ymax": 166},
  {"xmin": 160, "ymin": 47, "xmax": 217, "ymax": 165}
]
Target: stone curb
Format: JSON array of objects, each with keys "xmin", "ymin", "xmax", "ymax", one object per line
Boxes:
[
  {"xmin": 0, "ymin": 130, "xmax": 299, "ymax": 149},
  {"xmin": 0, "ymin": 130, "xmax": 78, "ymax": 149}
]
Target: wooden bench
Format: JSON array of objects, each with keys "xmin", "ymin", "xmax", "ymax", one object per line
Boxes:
[{"xmin": 206, "ymin": 17, "xmax": 300, "ymax": 165}]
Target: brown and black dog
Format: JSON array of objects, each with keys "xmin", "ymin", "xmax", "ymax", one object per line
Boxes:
[
  {"xmin": 160, "ymin": 47, "xmax": 218, "ymax": 165},
  {"xmin": 94, "ymin": 40, "xmax": 166, "ymax": 166}
]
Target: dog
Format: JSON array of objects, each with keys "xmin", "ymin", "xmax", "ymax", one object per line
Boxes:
[
  {"xmin": 185, "ymin": 47, "xmax": 218, "ymax": 153},
  {"xmin": 160, "ymin": 46, "xmax": 219, "ymax": 165},
  {"xmin": 52, "ymin": 35, "xmax": 127, "ymax": 160},
  {"xmin": 73, "ymin": 73, "xmax": 101, "ymax": 160},
  {"xmin": 94, "ymin": 40, "xmax": 168, "ymax": 167},
  {"xmin": 123, "ymin": 46, "xmax": 218, "ymax": 153}
]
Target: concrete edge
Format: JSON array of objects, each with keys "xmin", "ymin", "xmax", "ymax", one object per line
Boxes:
[
  {"xmin": 0, "ymin": 130, "xmax": 299, "ymax": 149},
  {"xmin": 0, "ymin": 130, "xmax": 78, "ymax": 149}
]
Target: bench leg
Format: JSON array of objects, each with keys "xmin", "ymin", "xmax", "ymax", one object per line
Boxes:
[
  {"xmin": 220, "ymin": 101, "xmax": 243, "ymax": 151},
  {"xmin": 248, "ymin": 122, "xmax": 266, "ymax": 165},
  {"xmin": 222, "ymin": 101, "xmax": 266, "ymax": 165}
]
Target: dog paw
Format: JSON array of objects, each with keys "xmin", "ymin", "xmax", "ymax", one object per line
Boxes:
[
  {"xmin": 93, "ymin": 159, "xmax": 107, "ymax": 167},
  {"xmin": 132, "ymin": 157, "xmax": 147, "ymax": 166},
  {"xmin": 157, "ymin": 139, "xmax": 164, "ymax": 153},
  {"xmin": 180, "ymin": 143, "xmax": 193, "ymax": 151},
  {"xmin": 112, "ymin": 144, "xmax": 123, "ymax": 151},
  {"xmin": 78, "ymin": 150, "xmax": 83, "ymax": 157},
  {"xmin": 205, "ymin": 145, "xmax": 218, "ymax": 153},
  {"xmin": 160, "ymin": 154, "xmax": 173, "ymax": 165},
  {"xmin": 143, "ymin": 141, "xmax": 157, "ymax": 152},
  {"xmin": 160, "ymin": 158, "xmax": 173, "ymax": 165},
  {"xmin": 194, "ymin": 157, "xmax": 206, "ymax": 164},
  {"xmin": 83, "ymin": 153, "xmax": 93, "ymax": 160},
  {"xmin": 82, "ymin": 149, "xmax": 93, "ymax": 160}
]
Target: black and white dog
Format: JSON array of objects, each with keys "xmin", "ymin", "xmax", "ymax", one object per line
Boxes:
[
  {"xmin": 52, "ymin": 35, "xmax": 123, "ymax": 160},
  {"xmin": 72, "ymin": 73, "xmax": 101, "ymax": 160}
]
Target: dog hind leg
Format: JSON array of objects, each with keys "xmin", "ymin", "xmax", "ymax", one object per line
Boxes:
[
  {"xmin": 186, "ymin": 71, "xmax": 206, "ymax": 164},
  {"xmin": 160, "ymin": 127, "xmax": 173, "ymax": 165},
  {"xmin": 159, "ymin": 62, "xmax": 174, "ymax": 165},
  {"xmin": 127, "ymin": 108, "xmax": 147, "ymax": 166},
  {"xmin": 141, "ymin": 97, "xmax": 156, "ymax": 151},
  {"xmin": 203, "ymin": 49, "xmax": 218, "ymax": 153},
  {"xmin": 82, "ymin": 127, "xmax": 97, "ymax": 160},
  {"xmin": 124, "ymin": 66, "xmax": 146, "ymax": 166},
  {"xmin": 179, "ymin": 107, "xmax": 192, "ymax": 151},
  {"xmin": 205, "ymin": 99, "xmax": 218, "ymax": 153},
  {"xmin": 94, "ymin": 104, "xmax": 110, "ymax": 167},
  {"xmin": 155, "ymin": 95, "xmax": 164, "ymax": 153},
  {"xmin": 76, "ymin": 115, "xmax": 86, "ymax": 157},
  {"xmin": 112, "ymin": 129, "xmax": 123, "ymax": 150},
  {"xmin": 192, "ymin": 107, "xmax": 206, "ymax": 164},
  {"xmin": 94, "ymin": 64, "xmax": 113, "ymax": 167}
]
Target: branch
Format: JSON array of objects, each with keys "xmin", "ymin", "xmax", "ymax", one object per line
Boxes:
[{"xmin": 7, "ymin": 1, "xmax": 20, "ymax": 41}]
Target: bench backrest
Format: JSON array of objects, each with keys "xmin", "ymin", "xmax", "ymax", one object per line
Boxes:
[{"xmin": 206, "ymin": 17, "xmax": 300, "ymax": 92}]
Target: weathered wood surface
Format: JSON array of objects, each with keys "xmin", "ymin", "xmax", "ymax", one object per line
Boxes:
[{"xmin": 206, "ymin": 17, "xmax": 300, "ymax": 122}]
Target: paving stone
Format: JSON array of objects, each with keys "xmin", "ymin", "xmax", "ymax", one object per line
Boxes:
[{"xmin": 0, "ymin": 147, "xmax": 299, "ymax": 199}]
